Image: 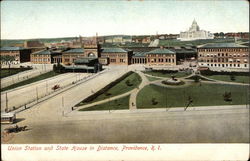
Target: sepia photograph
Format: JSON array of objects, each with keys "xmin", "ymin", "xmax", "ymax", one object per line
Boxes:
[{"xmin": 1, "ymin": 0, "xmax": 249, "ymax": 160}]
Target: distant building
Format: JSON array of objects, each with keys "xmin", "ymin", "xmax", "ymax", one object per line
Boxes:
[
  {"xmin": 197, "ymin": 43, "xmax": 249, "ymax": 71},
  {"xmin": 225, "ymin": 32, "xmax": 249, "ymax": 39},
  {"xmin": 24, "ymin": 40, "xmax": 44, "ymax": 48},
  {"xmin": 99, "ymin": 48, "xmax": 133, "ymax": 65},
  {"xmin": 178, "ymin": 19, "xmax": 214, "ymax": 41},
  {"xmin": 0, "ymin": 47, "xmax": 31, "ymax": 64}
]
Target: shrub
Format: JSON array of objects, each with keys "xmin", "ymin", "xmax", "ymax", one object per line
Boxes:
[
  {"xmin": 230, "ymin": 75, "xmax": 236, "ymax": 81},
  {"xmin": 151, "ymin": 98, "xmax": 158, "ymax": 105},
  {"xmin": 223, "ymin": 92, "xmax": 232, "ymax": 101},
  {"xmin": 125, "ymin": 79, "xmax": 133, "ymax": 86}
]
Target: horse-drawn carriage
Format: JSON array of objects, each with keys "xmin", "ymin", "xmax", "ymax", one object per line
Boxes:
[
  {"xmin": 51, "ymin": 84, "xmax": 60, "ymax": 91},
  {"xmin": 4, "ymin": 125, "xmax": 27, "ymax": 133}
]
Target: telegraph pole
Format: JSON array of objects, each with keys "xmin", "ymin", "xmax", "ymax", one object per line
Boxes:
[
  {"xmin": 5, "ymin": 92, "xmax": 8, "ymax": 112},
  {"xmin": 46, "ymin": 80, "xmax": 48, "ymax": 95},
  {"xmin": 36, "ymin": 87, "xmax": 38, "ymax": 102},
  {"xmin": 62, "ymin": 96, "xmax": 64, "ymax": 116}
]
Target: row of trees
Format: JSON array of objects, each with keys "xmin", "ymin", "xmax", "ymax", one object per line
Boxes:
[{"xmin": 0, "ymin": 55, "xmax": 16, "ymax": 69}]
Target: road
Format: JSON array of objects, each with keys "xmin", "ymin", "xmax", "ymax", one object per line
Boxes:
[
  {"xmin": 1, "ymin": 64, "xmax": 53, "ymax": 88},
  {"xmin": 3, "ymin": 105, "xmax": 249, "ymax": 143},
  {"xmin": 1, "ymin": 72, "xmax": 91, "ymax": 112}
]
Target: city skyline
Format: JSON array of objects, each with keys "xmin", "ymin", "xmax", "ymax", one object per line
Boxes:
[{"xmin": 1, "ymin": 0, "xmax": 249, "ymax": 39}]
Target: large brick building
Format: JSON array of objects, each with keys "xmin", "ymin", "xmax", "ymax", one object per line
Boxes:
[
  {"xmin": 0, "ymin": 47, "xmax": 31, "ymax": 64},
  {"xmin": 99, "ymin": 48, "xmax": 133, "ymax": 65},
  {"xmin": 197, "ymin": 43, "xmax": 249, "ymax": 71},
  {"xmin": 31, "ymin": 49, "xmax": 62, "ymax": 64},
  {"xmin": 146, "ymin": 48, "xmax": 176, "ymax": 66}
]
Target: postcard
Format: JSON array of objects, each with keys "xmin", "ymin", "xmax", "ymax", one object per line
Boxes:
[{"xmin": 1, "ymin": 0, "xmax": 249, "ymax": 160}]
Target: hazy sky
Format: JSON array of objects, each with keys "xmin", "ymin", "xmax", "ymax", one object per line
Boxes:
[{"xmin": 1, "ymin": 0, "xmax": 249, "ymax": 39}]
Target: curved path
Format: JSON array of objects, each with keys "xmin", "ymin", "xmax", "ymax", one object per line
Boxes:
[
  {"xmin": 75, "ymin": 89, "xmax": 135, "ymax": 110},
  {"xmin": 129, "ymin": 71, "xmax": 150, "ymax": 110}
]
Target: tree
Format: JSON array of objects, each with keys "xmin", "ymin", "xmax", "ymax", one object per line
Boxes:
[
  {"xmin": 230, "ymin": 75, "xmax": 236, "ymax": 81},
  {"xmin": 151, "ymin": 98, "xmax": 158, "ymax": 105},
  {"xmin": 0, "ymin": 55, "xmax": 15, "ymax": 69},
  {"xmin": 125, "ymin": 79, "xmax": 133, "ymax": 86},
  {"xmin": 223, "ymin": 92, "xmax": 232, "ymax": 102}
]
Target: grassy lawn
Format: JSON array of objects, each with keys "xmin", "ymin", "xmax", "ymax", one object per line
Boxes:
[
  {"xmin": 77, "ymin": 72, "xmax": 141, "ymax": 106},
  {"xmin": 79, "ymin": 96, "xmax": 129, "ymax": 111},
  {"xmin": 1, "ymin": 71, "xmax": 60, "ymax": 91},
  {"xmin": 203, "ymin": 75, "xmax": 249, "ymax": 84},
  {"xmin": 137, "ymin": 83, "xmax": 248, "ymax": 108},
  {"xmin": 0, "ymin": 68, "xmax": 32, "ymax": 78},
  {"xmin": 143, "ymin": 71, "xmax": 191, "ymax": 78},
  {"xmin": 145, "ymin": 75, "xmax": 162, "ymax": 82}
]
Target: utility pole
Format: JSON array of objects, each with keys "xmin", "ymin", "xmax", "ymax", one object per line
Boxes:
[
  {"xmin": 36, "ymin": 87, "xmax": 38, "ymax": 102},
  {"xmin": 62, "ymin": 96, "xmax": 64, "ymax": 116},
  {"xmin": 5, "ymin": 92, "xmax": 8, "ymax": 112},
  {"xmin": 46, "ymin": 80, "xmax": 48, "ymax": 95}
]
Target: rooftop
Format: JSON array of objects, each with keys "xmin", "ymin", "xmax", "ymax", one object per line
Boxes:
[
  {"xmin": 74, "ymin": 58, "xmax": 97, "ymax": 64},
  {"xmin": 32, "ymin": 50, "xmax": 52, "ymax": 55},
  {"xmin": 0, "ymin": 47, "xmax": 25, "ymax": 51},
  {"xmin": 146, "ymin": 48, "xmax": 175, "ymax": 54},
  {"xmin": 102, "ymin": 48, "xmax": 130, "ymax": 53},
  {"xmin": 133, "ymin": 51, "xmax": 148, "ymax": 57},
  {"xmin": 197, "ymin": 43, "xmax": 248, "ymax": 48},
  {"xmin": 63, "ymin": 48, "xmax": 84, "ymax": 53}
]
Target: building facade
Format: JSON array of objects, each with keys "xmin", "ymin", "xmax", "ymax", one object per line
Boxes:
[
  {"xmin": 179, "ymin": 20, "xmax": 214, "ymax": 41},
  {"xmin": 62, "ymin": 48, "xmax": 85, "ymax": 65},
  {"xmin": 0, "ymin": 47, "xmax": 31, "ymax": 64},
  {"xmin": 197, "ymin": 43, "xmax": 249, "ymax": 71},
  {"xmin": 146, "ymin": 48, "xmax": 176, "ymax": 66},
  {"xmin": 31, "ymin": 49, "xmax": 62, "ymax": 64},
  {"xmin": 99, "ymin": 48, "xmax": 133, "ymax": 65}
]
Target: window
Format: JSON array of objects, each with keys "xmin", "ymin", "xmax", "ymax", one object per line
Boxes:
[
  {"xmin": 237, "ymin": 64, "xmax": 240, "ymax": 67},
  {"xmin": 110, "ymin": 59, "xmax": 116, "ymax": 62}
]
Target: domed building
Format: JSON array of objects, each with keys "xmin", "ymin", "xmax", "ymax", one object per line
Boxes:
[{"xmin": 178, "ymin": 19, "xmax": 214, "ymax": 41}]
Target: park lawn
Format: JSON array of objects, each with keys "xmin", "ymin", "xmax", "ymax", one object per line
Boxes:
[
  {"xmin": 0, "ymin": 68, "xmax": 32, "ymax": 78},
  {"xmin": 143, "ymin": 71, "xmax": 191, "ymax": 78},
  {"xmin": 204, "ymin": 75, "xmax": 249, "ymax": 84},
  {"xmin": 137, "ymin": 83, "xmax": 248, "ymax": 109},
  {"xmin": 145, "ymin": 75, "xmax": 162, "ymax": 82},
  {"xmin": 79, "ymin": 95, "xmax": 129, "ymax": 111},
  {"xmin": 77, "ymin": 72, "xmax": 142, "ymax": 106},
  {"xmin": 1, "ymin": 71, "xmax": 60, "ymax": 91}
]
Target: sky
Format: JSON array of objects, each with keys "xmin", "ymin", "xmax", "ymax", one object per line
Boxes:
[{"xmin": 1, "ymin": 0, "xmax": 249, "ymax": 39}]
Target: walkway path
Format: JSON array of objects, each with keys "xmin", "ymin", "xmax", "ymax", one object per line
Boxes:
[
  {"xmin": 74, "ymin": 89, "xmax": 135, "ymax": 110},
  {"xmin": 129, "ymin": 71, "xmax": 150, "ymax": 110}
]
